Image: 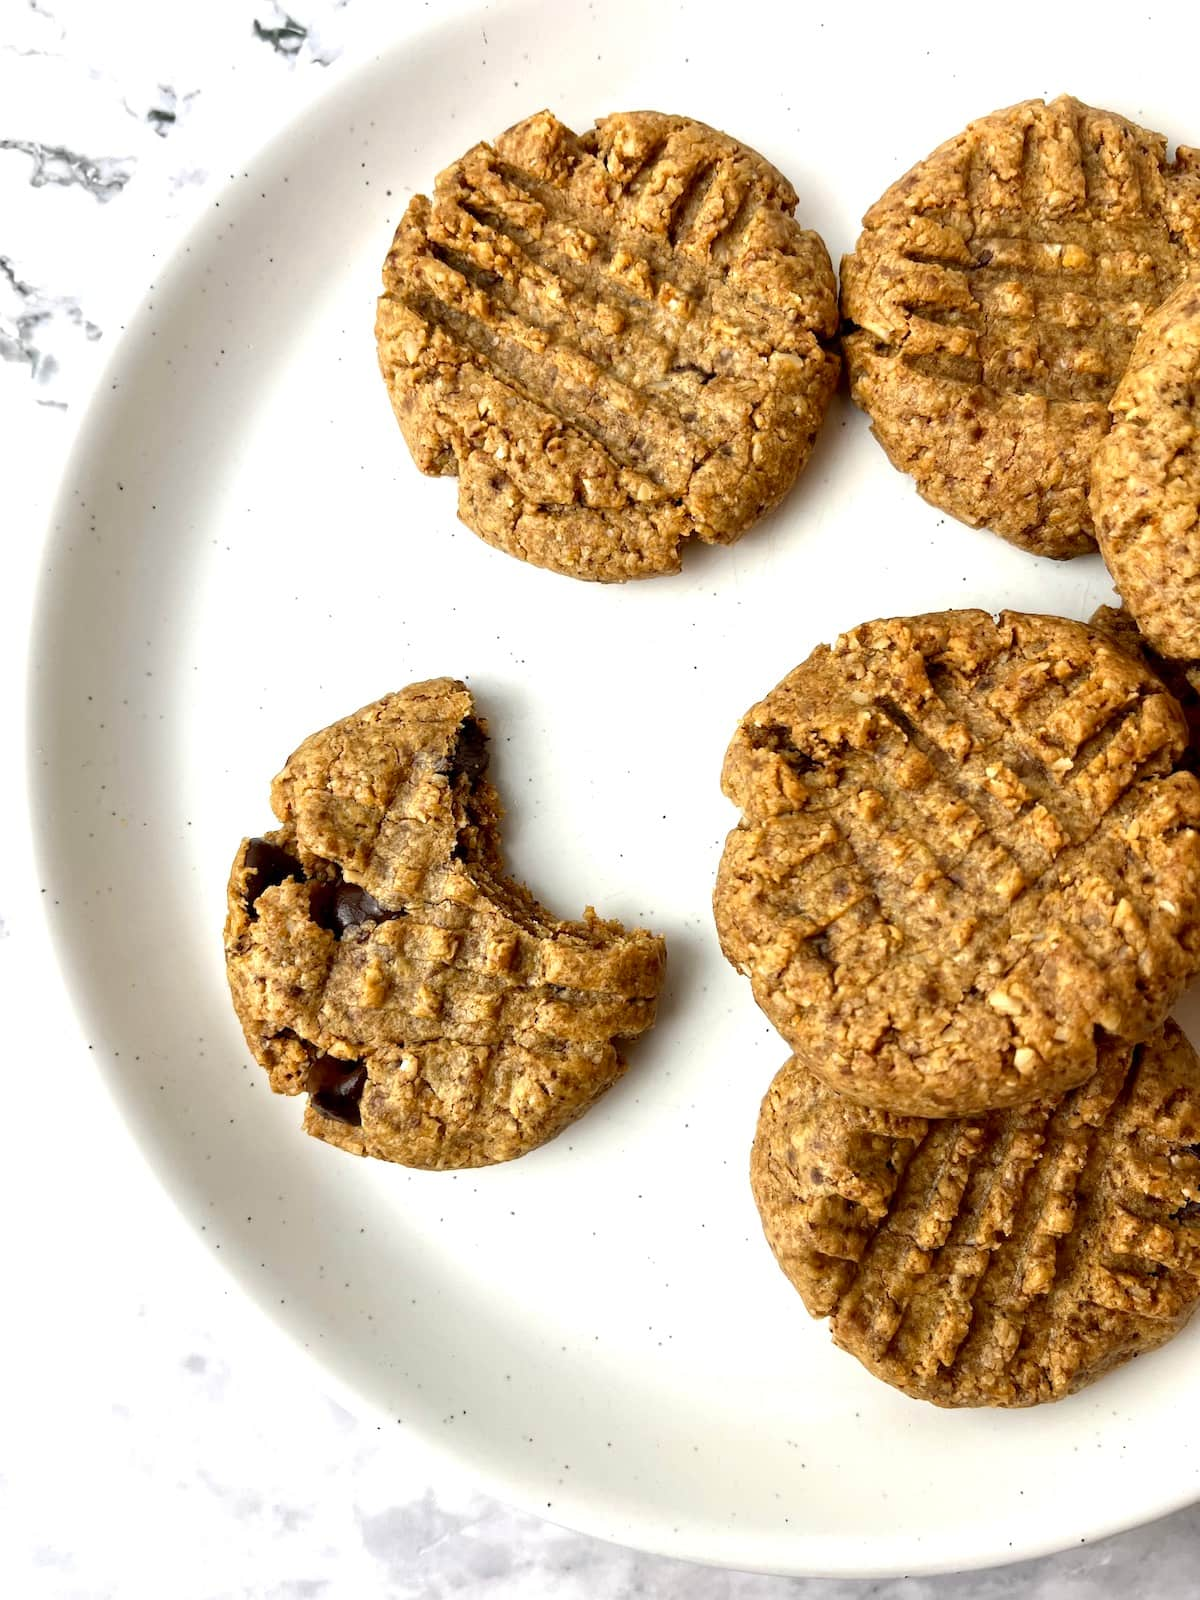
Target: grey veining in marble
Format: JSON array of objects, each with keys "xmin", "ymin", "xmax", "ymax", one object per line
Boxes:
[
  {"xmin": 0, "ymin": 136, "xmax": 135, "ymax": 196},
  {"xmin": 252, "ymin": 1, "xmax": 343, "ymax": 66},
  {"xmin": 0, "ymin": 249, "xmax": 99, "ymax": 398},
  {"xmin": 4, "ymin": 4, "xmax": 1200, "ymax": 1597}
]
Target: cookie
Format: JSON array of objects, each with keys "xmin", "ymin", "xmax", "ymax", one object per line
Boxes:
[
  {"xmin": 750, "ymin": 1028, "xmax": 1200, "ymax": 1407},
  {"xmin": 1091, "ymin": 277, "xmax": 1200, "ymax": 657},
  {"xmin": 715, "ymin": 610, "xmax": 1200, "ymax": 1116},
  {"xmin": 842, "ymin": 96, "xmax": 1200, "ymax": 559},
  {"xmin": 376, "ymin": 109, "xmax": 840, "ymax": 581},
  {"xmin": 1089, "ymin": 603, "xmax": 1200, "ymax": 753},
  {"xmin": 224, "ymin": 679, "xmax": 666, "ymax": 1168}
]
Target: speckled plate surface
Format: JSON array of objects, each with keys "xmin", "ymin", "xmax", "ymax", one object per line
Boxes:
[{"xmin": 28, "ymin": 0, "xmax": 1200, "ymax": 1577}]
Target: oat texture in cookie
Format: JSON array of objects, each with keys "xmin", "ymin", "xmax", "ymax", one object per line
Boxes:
[
  {"xmin": 842, "ymin": 96, "xmax": 1200, "ymax": 559},
  {"xmin": 376, "ymin": 109, "xmax": 840, "ymax": 581},
  {"xmin": 715, "ymin": 610, "xmax": 1200, "ymax": 1117},
  {"xmin": 224, "ymin": 680, "xmax": 666, "ymax": 1168},
  {"xmin": 1091, "ymin": 277, "xmax": 1200, "ymax": 658},
  {"xmin": 751, "ymin": 1028, "xmax": 1200, "ymax": 1407},
  {"xmin": 1089, "ymin": 603, "xmax": 1200, "ymax": 755}
]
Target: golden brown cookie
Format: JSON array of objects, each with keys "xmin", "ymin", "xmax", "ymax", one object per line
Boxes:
[
  {"xmin": 1089, "ymin": 602, "xmax": 1200, "ymax": 753},
  {"xmin": 376, "ymin": 109, "xmax": 840, "ymax": 581},
  {"xmin": 842, "ymin": 96, "xmax": 1200, "ymax": 559},
  {"xmin": 751, "ymin": 1030, "xmax": 1200, "ymax": 1408},
  {"xmin": 1091, "ymin": 277, "xmax": 1200, "ymax": 655},
  {"xmin": 224, "ymin": 679, "xmax": 666, "ymax": 1168},
  {"xmin": 715, "ymin": 610, "xmax": 1200, "ymax": 1116}
]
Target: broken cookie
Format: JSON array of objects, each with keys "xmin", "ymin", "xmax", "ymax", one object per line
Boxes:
[{"xmin": 225, "ymin": 679, "xmax": 666, "ymax": 1168}]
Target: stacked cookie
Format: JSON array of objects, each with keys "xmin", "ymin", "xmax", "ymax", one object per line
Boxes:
[
  {"xmin": 714, "ymin": 97, "xmax": 1200, "ymax": 1408},
  {"xmin": 717, "ymin": 610, "xmax": 1200, "ymax": 1405}
]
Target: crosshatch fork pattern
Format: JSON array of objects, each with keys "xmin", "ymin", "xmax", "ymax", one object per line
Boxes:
[
  {"xmin": 224, "ymin": 679, "xmax": 666, "ymax": 1169},
  {"xmin": 375, "ymin": 109, "xmax": 840, "ymax": 580},
  {"xmin": 841, "ymin": 96, "xmax": 1200, "ymax": 558},
  {"xmin": 871, "ymin": 101, "xmax": 1190, "ymax": 402},
  {"xmin": 716, "ymin": 611, "xmax": 1200, "ymax": 1118},
  {"xmin": 752, "ymin": 1030, "xmax": 1200, "ymax": 1406},
  {"xmin": 1090, "ymin": 278, "xmax": 1200, "ymax": 663}
]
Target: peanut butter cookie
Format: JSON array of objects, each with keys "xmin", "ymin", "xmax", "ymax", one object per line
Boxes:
[
  {"xmin": 1091, "ymin": 277, "xmax": 1200, "ymax": 656},
  {"xmin": 1089, "ymin": 602, "xmax": 1200, "ymax": 753},
  {"xmin": 225, "ymin": 680, "xmax": 666, "ymax": 1168},
  {"xmin": 751, "ymin": 1029, "xmax": 1200, "ymax": 1407},
  {"xmin": 715, "ymin": 610, "xmax": 1200, "ymax": 1116},
  {"xmin": 376, "ymin": 110, "xmax": 839, "ymax": 581},
  {"xmin": 842, "ymin": 96, "xmax": 1200, "ymax": 558}
]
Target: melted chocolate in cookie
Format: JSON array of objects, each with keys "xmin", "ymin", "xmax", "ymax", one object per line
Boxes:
[
  {"xmin": 309, "ymin": 1056, "xmax": 368, "ymax": 1125},
  {"xmin": 244, "ymin": 836, "xmax": 403, "ymax": 938},
  {"xmin": 309, "ymin": 881, "xmax": 401, "ymax": 937},
  {"xmin": 242, "ymin": 837, "xmax": 303, "ymax": 916},
  {"xmin": 434, "ymin": 715, "xmax": 489, "ymax": 782}
]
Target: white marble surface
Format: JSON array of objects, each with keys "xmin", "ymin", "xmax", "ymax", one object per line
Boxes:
[{"xmin": 6, "ymin": 3, "xmax": 1200, "ymax": 1594}]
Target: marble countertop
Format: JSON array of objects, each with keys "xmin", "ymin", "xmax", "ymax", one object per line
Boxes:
[{"xmin": 6, "ymin": 3, "xmax": 1200, "ymax": 1595}]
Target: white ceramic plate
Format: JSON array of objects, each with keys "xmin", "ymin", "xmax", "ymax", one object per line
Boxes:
[{"xmin": 29, "ymin": 0, "xmax": 1200, "ymax": 1576}]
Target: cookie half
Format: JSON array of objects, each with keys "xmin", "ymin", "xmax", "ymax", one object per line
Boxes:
[
  {"xmin": 751, "ymin": 1030, "xmax": 1200, "ymax": 1407},
  {"xmin": 1091, "ymin": 277, "xmax": 1200, "ymax": 658},
  {"xmin": 224, "ymin": 679, "xmax": 666, "ymax": 1168},
  {"xmin": 842, "ymin": 96, "xmax": 1200, "ymax": 558},
  {"xmin": 715, "ymin": 610, "xmax": 1200, "ymax": 1116},
  {"xmin": 376, "ymin": 109, "xmax": 840, "ymax": 581}
]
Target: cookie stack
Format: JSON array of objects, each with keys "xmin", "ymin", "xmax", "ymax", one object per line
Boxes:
[
  {"xmin": 716, "ymin": 610, "xmax": 1200, "ymax": 1406},
  {"xmin": 713, "ymin": 94, "xmax": 1200, "ymax": 1409}
]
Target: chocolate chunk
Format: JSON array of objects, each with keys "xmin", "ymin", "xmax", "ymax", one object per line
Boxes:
[
  {"xmin": 309, "ymin": 1058, "xmax": 367, "ymax": 1125},
  {"xmin": 307, "ymin": 882, "xmax": 338, "ymax": 932},
  {"xmin": 455, "ymin": 717, "xmax": 489, "ymax": 780},
  {"xmin": 242, "ymin": 837, "xmax": 303, "ymax": 915},
  {"xmin": 309, "ymin": 879, "xmax": 402, "ymax": 937},
  {"xmin": 243, "ymin": 842, "xmax": 403, "ymax": 937},
  {"xmin": 311, "ymin": 1093, "xmax": 364, "ymax": 1125},
  {"xmin": 332, "ymin": 884, "xmax": 396, "ymax": 931},
  {"xmin": 434, "ymin": 715, "xmax": 490, "ymax": 781}
]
